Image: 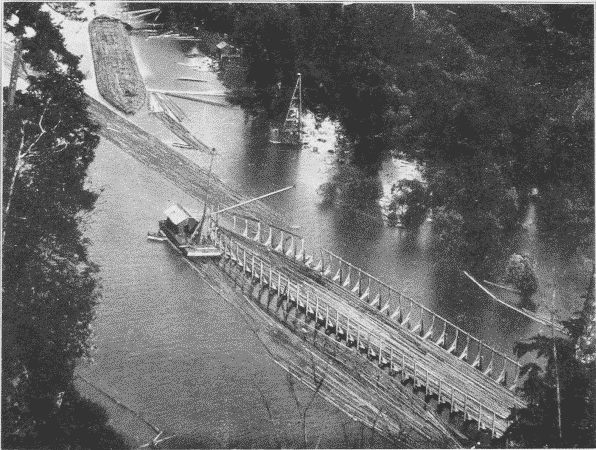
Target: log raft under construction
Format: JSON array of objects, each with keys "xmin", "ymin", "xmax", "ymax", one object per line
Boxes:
[
  {"xmin": 87, "ymin": 96, "xmax": 530, "ymax": 446},
  {"xmin": 89, "ymin": 15, "xmax": 146, "ymax": 114}
]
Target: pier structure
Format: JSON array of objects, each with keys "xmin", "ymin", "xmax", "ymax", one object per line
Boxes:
[{"xmin": 205, "ymin": 208, "xmax": 526, "ymax": 439}]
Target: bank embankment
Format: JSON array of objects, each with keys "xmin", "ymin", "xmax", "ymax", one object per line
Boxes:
[{"xmin": 89, "ymin": 15, "xmax": 146, "ymax": 114}]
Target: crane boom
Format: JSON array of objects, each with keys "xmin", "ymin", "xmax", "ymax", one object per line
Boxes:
[{"xmin": 211, "ymin": 185, "xmax": 295, "ymax": 216}]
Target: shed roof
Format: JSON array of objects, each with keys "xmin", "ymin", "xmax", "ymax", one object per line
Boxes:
[
  {"xmin": 164, "ymin": 204, "xmax": 196, "ymax": 225},
  {"xmin": 216, "ymin": 41, "xmax": 229, "ymax": 50}
]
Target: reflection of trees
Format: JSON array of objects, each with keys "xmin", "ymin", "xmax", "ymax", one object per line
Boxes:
[
  {"xmin": 159, "ymin": 4, "xmax": 593, "ymax": 264},
  {"xmin": 317, "ymin": 165, "xmax": 383, "ymax": 214}
]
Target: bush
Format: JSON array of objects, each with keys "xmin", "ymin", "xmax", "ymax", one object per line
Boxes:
[
  {"xmin": 505, "ymin": 253, "xmax": 538, "ymax": 296},
  {"xmin": 388, "ymin": 179, "xmax": 429, "ymax": 228}
]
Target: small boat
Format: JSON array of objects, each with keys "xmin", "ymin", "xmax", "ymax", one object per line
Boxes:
[
  {"xmin": 147, "ymin": 230, "xmax": 167, "ymax": 242},
  {"xmin": 158, "ymin": 149, "xmax": 221, "ymax": 259}
]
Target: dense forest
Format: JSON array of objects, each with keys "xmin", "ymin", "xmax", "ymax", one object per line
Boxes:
[
  {"xmin": 2, "ymin": 4, "xmax": 128, "ymax": 448},
  {"xmin": 152, "ymin": 3, "xmax": 593, "ymax": 260}
]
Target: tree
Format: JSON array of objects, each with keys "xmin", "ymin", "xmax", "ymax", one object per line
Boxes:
[
  {"xmin": 4, "ymin": 3, "xmax": 40, "ymax": 109},
  {"xmin": 2, "ymin": 3, "xmax": 111, "ymax": 447},
  {"xmin": 500, "ymin": 292, "xmax": 596, "ymax": 448},
  {"xmin": 388, "ymin": 179, "xmax": 429, "ymax": 228}
]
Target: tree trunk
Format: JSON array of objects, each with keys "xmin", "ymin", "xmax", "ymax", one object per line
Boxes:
[
  {"xmin": 3, "ymin": 153, "xmax": 24, "ymax": 246},
  {"xmin": 7, "ymin": 35, "xmax": 23, "ymax": 110},
  {"xmin": 551, "ymin": 305, "xmax": 563, "ymax": 444}
]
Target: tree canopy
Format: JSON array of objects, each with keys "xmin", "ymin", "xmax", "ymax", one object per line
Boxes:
[
  {"xmin": 3, "ymin": 4, "xmax": 124, "ymax": 447},
  {"xmin": 501, "ymin": 297, "xmax": 596, "ymax": 448}
]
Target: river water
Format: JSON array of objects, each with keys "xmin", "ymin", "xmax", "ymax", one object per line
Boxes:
[{"xmin": 78, "ymin": 7, "xmax": 593, "ymax": 447}]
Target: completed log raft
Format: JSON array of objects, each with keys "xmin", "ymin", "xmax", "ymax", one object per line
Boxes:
[{"xmin": 89, "ymin": 15, "xmax": 146, "ymax": 114}]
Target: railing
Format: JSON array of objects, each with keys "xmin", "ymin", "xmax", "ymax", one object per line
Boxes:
[
  {"xmin": 211, "ymin": 209, "xmax": 522, "ymax": 393},
  {"xmin": 211, "ymin": 226, "xmax": 517, "ymax": 437}
]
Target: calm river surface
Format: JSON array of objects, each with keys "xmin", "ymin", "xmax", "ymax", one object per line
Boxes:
[{"xmin": 79, "ymin": 9, "xmax": 593, "ymax": 446}]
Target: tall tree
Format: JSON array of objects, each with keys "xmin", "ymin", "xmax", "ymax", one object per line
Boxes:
[
  {"xmin": 2, "ymin": 4, "xmax": 110, "ymax": 447},
  {"xmin": 501, "ymin": 296, "xmax": 596, "ymax": 448}
]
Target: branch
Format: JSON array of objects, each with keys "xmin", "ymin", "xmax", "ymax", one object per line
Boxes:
[
  {"xmin": 304, "ymin": 356, "xmax": 328, "ymax": 413},
  {"xmin": 314, "ymin": 415, "xmax": 332, "ymax": 449},
  {"xmin": 286, "ymin": 369, "xmax": 303, "ymax": 414},
  {"xmin": 252, "ymin": 377, "xmax": 283, "ymax": 448},
  {"xmin": 21, "ymin": 102, "xmax": 55, "ymax": 160},
  {"xmin": 3, "ymin": 125, "xmax": 28, "ymax": 244}
]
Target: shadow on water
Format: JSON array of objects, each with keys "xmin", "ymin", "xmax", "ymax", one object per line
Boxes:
[{"xmin": 236, "ymin": 116, "xmax": 302, "ymax": 194}]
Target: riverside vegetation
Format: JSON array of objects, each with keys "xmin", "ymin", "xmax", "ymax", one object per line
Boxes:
[
  {"xmin": 3, "ymin": 3, "xmax": 593, "ymax": 448},
  {"xmin": 3, "ymin": 3, "xmax": 129, "ymax": 448},
  {"xmin": 148, "ymin": 3, "xmax": 593, "ymax": 258}
]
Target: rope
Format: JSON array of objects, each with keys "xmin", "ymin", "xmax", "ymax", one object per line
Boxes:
[{"xmin": 74, "ymin": 374, "xmax": 161, "ymax": 434}]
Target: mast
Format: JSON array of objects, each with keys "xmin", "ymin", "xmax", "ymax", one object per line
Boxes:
[
  {"xmin": 298, "ymin": 73, "xmax": 302, "ymax": 146},
  {"xmin": 282, "ymin": 74, "xmax": 301, "ymax": 143},
  {"xmin": 190, "ymin": 148, "xmax": 216, "ymax": 243},
  {"xmin": 270, "ymin": 73, "xmax": 302, "ymax": 145}
]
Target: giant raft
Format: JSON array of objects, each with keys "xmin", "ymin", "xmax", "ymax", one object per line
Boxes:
[{"xmin": 89, "ymin": 15, "xmax": 146, "ymax": 114}]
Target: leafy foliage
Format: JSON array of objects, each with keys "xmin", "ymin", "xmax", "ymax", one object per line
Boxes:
[
  {"xmin": 157, "ymin": 4, "xmax": 593, "ymax": 260},
  {"xmin": 505, "ymin": 254, "xmax": 538, "ymax": 297},
  {"xmin": 501, "ymin": 312, "xmax": 596, "ymax": 448},
  {"xmin": 388, "ymin": 179, "xmax": 428, "ymax": 228},
  {"xmin": 2, "ymin": 3, "xmax": 124, "ymax": 447}
]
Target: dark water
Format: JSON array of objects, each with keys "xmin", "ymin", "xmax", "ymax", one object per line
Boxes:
[{"xmin": 80, "ymin": 18, "xmax": 593, "ymax": 446}]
